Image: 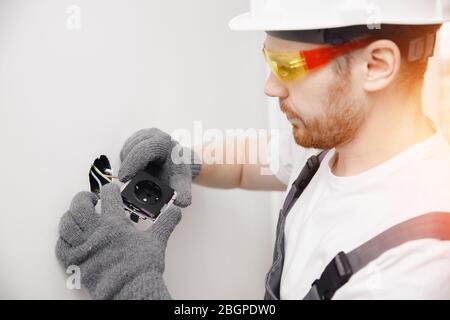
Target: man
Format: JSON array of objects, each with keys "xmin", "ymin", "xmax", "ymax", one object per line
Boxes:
[{"xmin": 56, "ymin": 1, "xmax": 450, "ymax": 299}]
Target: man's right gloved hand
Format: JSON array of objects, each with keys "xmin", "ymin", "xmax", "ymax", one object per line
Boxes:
[
  {"xmin": 119, "ymin": 128, "xmax": 201, "ymax": 208},
  {"xmin": 56, "ymin": 183, "xmax": 181, "ymax": 300}
]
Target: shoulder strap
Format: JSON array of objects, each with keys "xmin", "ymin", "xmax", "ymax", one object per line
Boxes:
[
  {"xmin": 264, "ymin": 150, "xmax": 329, "ymax": 300},
  {"xmin": 282, "ymin": 150, "xmax": 329, "ymax": 215},
  {"xmin": 303, "ymin": 212, "xmax": 450, "ymax": 300}
]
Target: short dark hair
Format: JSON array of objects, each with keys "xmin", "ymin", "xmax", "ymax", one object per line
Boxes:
[
  {"xmin": 334, "ymin": 24, "xmax": 442, "ymax": 92},
  {"xmin": 372, "ymin": 25, "xmax": 442, "ymax": 91}
]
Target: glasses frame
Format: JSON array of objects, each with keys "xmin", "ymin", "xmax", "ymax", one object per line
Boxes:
[{"xmin": 263, "ymin": 38, "xmax": 375, "ymax": 82}]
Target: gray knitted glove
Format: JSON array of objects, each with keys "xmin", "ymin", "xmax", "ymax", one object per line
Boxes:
[
  {"xmin": 55, "ymin": 183, "xmax": 180, "ymax": 300},
  {"xmin": 119, "ymin": 128, "xmax": 201, "ymax": 208}
]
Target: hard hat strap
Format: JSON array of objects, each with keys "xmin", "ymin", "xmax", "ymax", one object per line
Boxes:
[{"xmin": 267, "ymin": 24, "xmax": 441, "ymax": 62}]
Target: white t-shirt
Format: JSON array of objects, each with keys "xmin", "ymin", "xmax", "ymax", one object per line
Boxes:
[{"xmin": 268, "ymin": 124, "xmax": 450, "ymax": 299}]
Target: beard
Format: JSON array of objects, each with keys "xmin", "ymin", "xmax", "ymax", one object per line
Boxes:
[{"xmin": 280, "ymin": 76, "xmax": 367, "ymax": 150}]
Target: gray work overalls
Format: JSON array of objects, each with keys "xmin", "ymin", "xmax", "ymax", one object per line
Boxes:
[{"xmin": 264, "ymin": 151, "xmax": 450, "ymax": 300}]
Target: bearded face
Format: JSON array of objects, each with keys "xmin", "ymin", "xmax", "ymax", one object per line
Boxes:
[{"xmin": 279, "ymin": 58, "xmax": 369, "ymax": 150}]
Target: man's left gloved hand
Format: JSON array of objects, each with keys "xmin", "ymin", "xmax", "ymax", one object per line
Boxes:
[
  {"xmin": 118, "ymin": 128, "xmax": 201, "ymax": 208},
  {"xmin": 55, "ymin": 183, "xmax": 181, "ymax": 300}
]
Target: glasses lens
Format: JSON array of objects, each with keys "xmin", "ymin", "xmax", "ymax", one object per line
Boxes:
[{"xmin": 263, "ymin": 48, "xmax": 307, "ymax": 82}]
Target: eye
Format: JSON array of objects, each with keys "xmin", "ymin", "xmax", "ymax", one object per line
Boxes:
[{"xmin": 277, "ymin": 65, "xmax": 291, "ymax": 78}]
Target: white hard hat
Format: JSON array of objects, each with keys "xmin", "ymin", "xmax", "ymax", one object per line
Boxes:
[{"xmin": 229, "ymin": 0, "xmax": 450, "ymax": 31}]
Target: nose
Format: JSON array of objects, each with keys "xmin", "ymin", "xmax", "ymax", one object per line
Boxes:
[{"xmin": 264, "ymin": 72, "xmax": 288, "ymax": 99}]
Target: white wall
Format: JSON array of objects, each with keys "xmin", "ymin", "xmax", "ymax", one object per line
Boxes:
[{"xmin": 0, "ymin": 0, "xmax": 275, "ymax": 299}]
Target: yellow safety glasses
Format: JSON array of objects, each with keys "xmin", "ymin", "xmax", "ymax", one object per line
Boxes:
[{"xmin": 262, "ymin": 38, "xmax": 374, "ymax": 82}]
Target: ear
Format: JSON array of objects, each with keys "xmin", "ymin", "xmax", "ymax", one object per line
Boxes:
[{"xmin": 362, "ymin": 40, "xmax": 402, "ymax": 92}]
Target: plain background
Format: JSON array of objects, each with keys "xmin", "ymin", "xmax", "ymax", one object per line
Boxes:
[{"xmin": 1, "ymin": 0, "xmax": 449, "ymax": 300}]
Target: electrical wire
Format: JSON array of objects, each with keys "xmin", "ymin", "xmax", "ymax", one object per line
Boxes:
[
  {"xmin": 92, "ymin": 165, "xmax": 116, "ymax": 183},
  {"xmin": 90, "ymin": 170, "xmax": 104, "ymax": 190}
]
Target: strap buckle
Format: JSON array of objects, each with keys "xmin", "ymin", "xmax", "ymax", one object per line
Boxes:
[{"xmin": 310, "ymin": 252, "xmax": 353, "ymax": 300}]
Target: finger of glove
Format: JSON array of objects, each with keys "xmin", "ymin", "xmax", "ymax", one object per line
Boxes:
[
  {"xmin": 118, "ymin": 135, "xmax": 172, "ymax": 183},
  {"xmin": 55, "ymin": 237, "xmax": 73, "ymax": 267},
  {"xmin": 170, "ymin": 167, "xmax": 192, "ymax": 207},
  {"xmin": 151, "ymin": 206, "xmax": 182, "ymax": 244},
  {"xmin": 168, "ymin": 141, "xmax": 193, "ymax": 207},
  {"xmin": 55, "ymin": 237, "xmax": 90, "ymax": 269},
  {"xmin": 69, "ymin": 191, "xmax": 99, "ymax": 231},
  {"xmin": 120, "ymin": 128, "xmax": 170, "ymax": 162},
  {"xmin": 58, "ymin": 211, "xmax": 86, "ymax": 247},
  {"xmin": 100, "ymin": 183, "xmax": 126, "ymax": 221}
]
